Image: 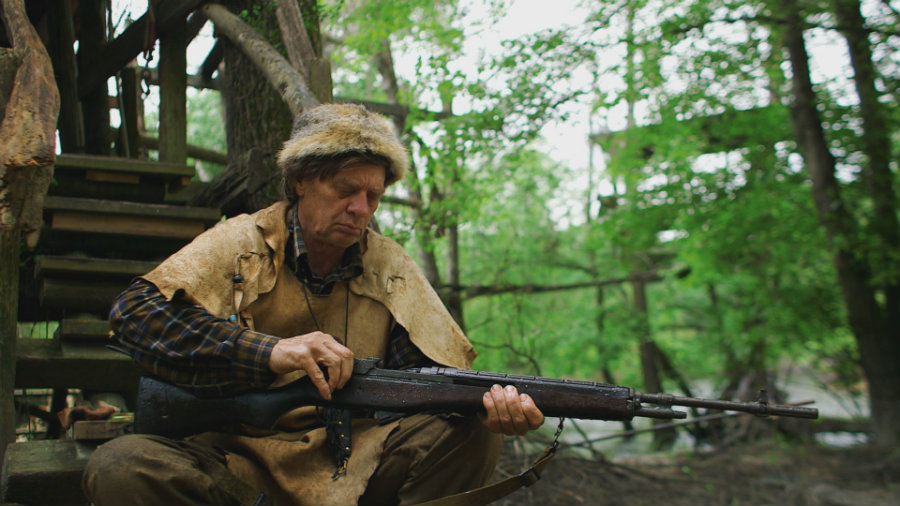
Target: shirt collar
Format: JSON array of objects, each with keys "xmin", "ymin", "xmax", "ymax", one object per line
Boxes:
[{"xmin": 288, "ymin": 204, "xmax": 364, "ymax": 295}]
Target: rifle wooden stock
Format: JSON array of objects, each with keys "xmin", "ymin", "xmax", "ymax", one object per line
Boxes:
[{"xmin": 133, "ymin": 358, "xmax": 819, "ymax": 438}]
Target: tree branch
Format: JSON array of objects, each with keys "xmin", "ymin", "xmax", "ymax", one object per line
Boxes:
[
  {"xmin": 444, "ymin": 270, "xmax": 664, "ymax": 300},
  {"xmin": 275, "ymin": 0, "xmax": 315, "ymax": 79},
  {"xmin": 201, "ymin": 3, "xmax": 319, "ymax": 118}
]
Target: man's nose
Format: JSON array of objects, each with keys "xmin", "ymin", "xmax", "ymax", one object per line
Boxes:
[{"xmin": 347, "ymin": 192, "xmax": 370, "ymax": 215}]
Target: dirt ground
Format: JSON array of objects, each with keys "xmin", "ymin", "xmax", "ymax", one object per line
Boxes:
[{"xmin": 490, "ymin": 438, "xmax": 900, "ymax": 506}]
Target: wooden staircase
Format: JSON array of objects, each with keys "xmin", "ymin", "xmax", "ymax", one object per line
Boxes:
[
  {"xmin": 4, "ymin": 154, "xmax": 221, "ymax": 506},
  {"xmin": 17, "ymin": 153, "xmax": 220, "ymax": 395}
]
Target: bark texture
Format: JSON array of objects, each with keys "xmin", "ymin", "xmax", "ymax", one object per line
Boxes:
[
  {"xmin": 0, "ymin": 0, "xmax": 60, "ymax": 456},
  {"xmin": 782, "ymin": 0, "xmax": 899, "ymax": 445}
]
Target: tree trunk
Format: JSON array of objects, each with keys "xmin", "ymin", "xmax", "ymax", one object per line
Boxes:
[
  {"xmin": 211, "ymin": 0, "xmax": 306, "ymax": 213},
  {"xmin": 633, "ymin": 277, "xmax": 675, "ymax": 449},
  {"xmin": 831, "ymin": 0, "xmax": 900, "ymax": 330},
  {"xmin": 0, "ymin": 0, "xmax": 60, "ymax": 455},
  {"xmin": 781, "ymin": 0, "xmax": 900, "ymax": 445}
]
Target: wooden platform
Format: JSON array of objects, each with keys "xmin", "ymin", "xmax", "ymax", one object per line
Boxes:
[{"xmin": 1, "ymin": 440, "xmax": 97, "ymax": 506}]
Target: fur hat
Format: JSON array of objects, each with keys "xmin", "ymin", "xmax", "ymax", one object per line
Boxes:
[{"xmin": 277, "ymin": 103, "xmax": 408, "ymax": 190}]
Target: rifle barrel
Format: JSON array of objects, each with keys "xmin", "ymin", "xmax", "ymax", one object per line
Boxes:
[{"xmin": 636, "ymin": 392, "xmax": 819, "ymax": 419}]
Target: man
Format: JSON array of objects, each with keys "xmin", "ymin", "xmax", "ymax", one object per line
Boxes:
[{"xmin": 83, "ymin": 103, "xmax": 544, "ymax": 506}]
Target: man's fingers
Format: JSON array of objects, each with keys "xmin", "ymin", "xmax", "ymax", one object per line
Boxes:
[
  {"xmin": 502, "ymin": 385, "xmax": 531, "ymax": 435},
  {"xmin": 480, "ymin": 385, "xmax": 546, "ymax": 435},
  {"xmin": 520, "ymin": 394, "xmax": 545, "ymax": 430},
  {"xmin": 303, "ymin": 356, "xmax": 333, "ymax": 400}
]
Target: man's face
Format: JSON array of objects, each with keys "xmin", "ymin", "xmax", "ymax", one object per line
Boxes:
[{"xmin": 294, "ymin": 162, "xmax": 386, "ymax": 253}]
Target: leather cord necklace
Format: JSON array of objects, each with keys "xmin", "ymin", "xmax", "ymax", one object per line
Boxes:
[{"xmin": 302, "ymin": 283, "xmax": 353, "ymax": 479}]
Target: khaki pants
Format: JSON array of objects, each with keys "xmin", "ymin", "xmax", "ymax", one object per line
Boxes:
[{"xmin": 83, "ymin": 414, "xmax": 502, "ymax": 506}]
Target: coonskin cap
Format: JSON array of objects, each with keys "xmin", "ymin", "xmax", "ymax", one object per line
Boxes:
[{"xmin": 277, "ymin": 103, "xmax": 409, "ymax": 186}]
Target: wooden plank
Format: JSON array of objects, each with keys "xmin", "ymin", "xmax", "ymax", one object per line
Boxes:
[
  {"xmin": 51, "ymin": 211, "xmax": 207, "ymax": 239},
  {"xmin": 39, "ymin": 278, "xmax": 130, "ymax": 314},
  {"xmin": 72, "ymin": 417, "xmax": 133, "ymax": 440},
  {"xmin": 15, "ymin": 339, "xmax": 140, "ymax": 392},
  {"xmin": 85, "ymin": 169, "xmax": 140, "ymax": 184},
  {"xmin": 35, "ymin": 256, "xmax": 158, "ymax": 279},
  {"xmin": 57, "ymin": 318, "xmax": 113, "ymax": 342},
  {"xmin": 43, "ymin": 196, "xmax": 222, "ymax": 222},
  {"xmin": 48, "ymin": 172, "xmax": 167, "ymax": 203},
  {"xmin": 56, "ymin": 153, "xmax": 194, "ymax": 178},
  {"xmin": 1, "ymin": 439, "xmax": 97, "ymax": 506}
]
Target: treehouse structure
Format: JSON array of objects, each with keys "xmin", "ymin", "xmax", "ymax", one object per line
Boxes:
[{"xmin": 0, "ymin": 1, "xmax": 324, "ymax": 504}]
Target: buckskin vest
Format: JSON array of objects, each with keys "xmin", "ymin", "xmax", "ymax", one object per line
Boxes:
[{"xmin": 141, "ymin": 201, "xmax": 476, "ymax": 505}]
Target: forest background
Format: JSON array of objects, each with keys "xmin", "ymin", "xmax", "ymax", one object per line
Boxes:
[{"xmin": 104, "ymin": 0, "xmax": 900, "ymax": 449}]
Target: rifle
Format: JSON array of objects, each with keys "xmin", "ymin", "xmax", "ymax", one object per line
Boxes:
[{"xmin": 134, "ymin": 358, "xmax": 818, "ymax": 437}]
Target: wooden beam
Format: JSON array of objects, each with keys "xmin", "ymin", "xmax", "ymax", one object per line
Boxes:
[
  {"xmin": 76, "ymin": 0, "xmax": 204, "ymax": 100},
  {"xmin": 200, "ymin": 39, "xmax": 224, "ymax": 81},
  {"xmin": 158, "ymin": 15, "xmax": 188, "ymax": 164},
  {"xmin": 118, "ymin": 66, "xmax": 143, "ymax": 158},
  {"xmin": 77, "ymin": 0, "xmax": 110, "ymax": 155},
  {"xmin": 140, "ymin": 134, "xmax": 228, "ymax": 166},
  {"xmin": 46, "ymin": 0, "xmax": 84, "ymax": 153}
]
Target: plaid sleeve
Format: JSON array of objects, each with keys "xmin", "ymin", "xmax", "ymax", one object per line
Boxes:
[
  {"xmin": 110, "ymin": 278, "xmax": 278, "ymax": 397},
  {"xmin": 382, "ymin": 323, "xmax": 439, "ymax": 370}
]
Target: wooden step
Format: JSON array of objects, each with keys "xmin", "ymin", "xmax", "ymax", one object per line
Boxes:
[
  {"xmin": 49, "ymin": 153, "xmax": 195, "ymax": 203},
  {"xmin": 37, "ymin": 226, "xmax": 194, "ymax": 262},
  {"xmin": 38, "ymin": 277, "xmax": 128, "ymax": 315},
  {"xmin": 43, "ymin": 195, "xmax": 221, "ymax": 240},
  {"xmin": 55, "ymin": 153, "xmax": 195, "ymax": 180},
  {"xmin": 36, "ymin": 255, "xmax": 159, "ymax": 280},
  {"xmin": 15, "ymin": 338, "xmax": 141, "ymax": 393},
  {"xmin": 56, "ymin": 318, "xmax": 114, "ymax": 342},
  {"xmin": 1, "ymin": 439, "xmax": 97, "ymax": 506},
  {"xmin": 32, "ymin": 256, "xmax": 158, "ymax": 314}
]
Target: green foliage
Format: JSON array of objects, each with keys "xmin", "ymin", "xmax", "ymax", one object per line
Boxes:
[{"xmin": 176, "ymin": 0, "xmax": 890, "ymax": 394}]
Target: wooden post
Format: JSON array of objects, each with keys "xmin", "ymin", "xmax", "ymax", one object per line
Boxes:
[
  {"xmin": 0, "ymin": 227, "xmax": 18, "ymax": 456},
  {"xmin": 158, "ymin": 16, "xmax": 188, "ymax": 164},
  {"xmin": 46, "ymin": 0, "xmax": 85, "ymax": 153},
  {"xmin": 119, "ymin": 66, "xmax": 143, "ymax": 159},
  {"xmin": 77, "ymin": 0, "xmax": 111, "ymax": 155}
]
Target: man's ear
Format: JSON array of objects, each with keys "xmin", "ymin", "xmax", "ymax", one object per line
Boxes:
[{"xmin": 293, "ymin": 177, "xmax": 305, "ymax": 198}]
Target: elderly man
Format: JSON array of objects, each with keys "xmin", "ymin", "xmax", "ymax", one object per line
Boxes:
[{"xmin": 83, "ymin": 104, "xmax": 544, "ymax": 506}]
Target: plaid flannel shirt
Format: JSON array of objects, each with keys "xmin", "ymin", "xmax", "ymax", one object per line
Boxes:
[{"xmin": 110, "ymin": 206, "xmax": 434, "ymax": 396}]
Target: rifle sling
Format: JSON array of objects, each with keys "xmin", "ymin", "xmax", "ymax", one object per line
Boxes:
[
  {"xmin": 202, "ymin": 438, "xmax": 556, "ymax": 506},
  {"xmin": 414, "ymin": 443, "xmax": 558, "ymax": 506}
]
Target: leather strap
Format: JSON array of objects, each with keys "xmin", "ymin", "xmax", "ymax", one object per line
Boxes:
[{"xmin": 415, "ymin": 444, "xmax": 558, "ymax": 506}]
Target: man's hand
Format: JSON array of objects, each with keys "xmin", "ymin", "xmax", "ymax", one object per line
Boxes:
[
  {"xmin": 269, "ymin": 331, "xmax": 354, "ymax": 400},
  {"xmin": 479, "ymin": 384, "xmax": 545, "ymax": 435}
]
